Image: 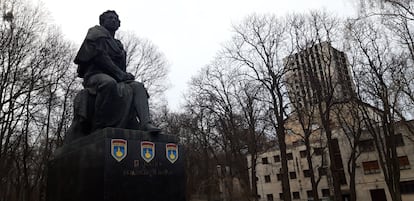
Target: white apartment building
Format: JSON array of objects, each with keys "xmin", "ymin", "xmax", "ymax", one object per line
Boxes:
[
  {"xmin": 248, "ymin": 42, "xmax": 414, "ymax": 201},
  {"xmin": 247, "ymin": 120, "xmax": 414, "ymax": 201}
]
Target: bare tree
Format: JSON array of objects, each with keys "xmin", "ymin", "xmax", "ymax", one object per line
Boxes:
[
  {"xmin": 284, "ymin": 12, "xmax": 340, "ymax": 201},
  {"xmin": 235, "ymin": 84, "xmax": 270, "ymax": 201},
  {"xmin": 181, "ymin": 54, "xmax": 272, "ymax": 201},
  {"xmin": 183, "ymin": 80, "xmax": 224, "ymax": 201},
  {"xmin": 0, "ymin": 1, "xmax": 78, "ymax": 201},
  {"xmin": 333, "ymin": 101, "xmax": 365, "ymax": 201},
  {"xmin": 358, "ymin": 0, "xmax": 414, "ymax": 20},
  {"xmin": 187, "ymin": 59, "xmax": 247, "ymax": 201},
  {"xmin": 224, "ymin": 14, "xmax": 293, "ymax": 201},
  {"xmin": 283, "ymin": 11, "xmax": 348, "ymax": 201},
  {"xmin": 358, "ymin": 0, "xmax": 414, "ymax": 119},
  {"xmin": 117, "ymin": 31, "xmax": 169, "ymax": 102},
  {"xmin": 345, "ymin": 17, "xmax": 406, "ymax": 201}
]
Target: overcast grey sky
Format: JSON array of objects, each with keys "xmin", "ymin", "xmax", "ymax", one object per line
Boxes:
[{"xmin": 34, "ymin": 0, "xmax": 356, "ymax": 111}]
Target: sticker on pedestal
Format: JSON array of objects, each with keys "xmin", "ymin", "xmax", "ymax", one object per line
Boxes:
[
  {"xmin": 111, "ymin": 139, "xmax": 127, "ymax": 162},
  {"xmin": 141, "ymin": 141, "xmax": 155, "ymax": 163},
  {"xmin": 166, "ymin": 143, "xmax": 178, "ymax": 164}
]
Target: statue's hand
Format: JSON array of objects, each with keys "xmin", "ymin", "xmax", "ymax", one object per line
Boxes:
[{"xmin": 122, "ymin": 72, "xmax": 135, "ymax": 81}]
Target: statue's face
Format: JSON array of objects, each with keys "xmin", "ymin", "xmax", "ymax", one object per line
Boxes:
[{"xmin": 102, "ymin": 13, "xmax": 120, "ymax": 32}]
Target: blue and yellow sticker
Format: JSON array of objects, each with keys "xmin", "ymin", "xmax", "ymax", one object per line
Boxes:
[
  {"xmin": 166, "ymin": 143, "xmax": 178, "ymax": 164},
  {"xmin": 111, "ymin": 139, "xmax": 127, "ymax": 162},
  {"xmin": 141, "ymin": 141, "xmax": 155, "ymax": 163}
]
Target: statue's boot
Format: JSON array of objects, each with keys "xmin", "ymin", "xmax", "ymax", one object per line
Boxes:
[
  {"xmin": 132, "ymin": 82, "xmax": 161, "ymax": 133},
  {"xmin": 142, "ymin": 123, "xmax": 161, "ymax": 133}
]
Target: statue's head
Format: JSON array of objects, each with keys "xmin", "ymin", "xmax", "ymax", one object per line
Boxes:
[{"xmin": 99, "ymin": 10, "xmax": 120, "ymax": 32}]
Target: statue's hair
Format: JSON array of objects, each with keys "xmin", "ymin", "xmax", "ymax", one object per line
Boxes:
[{"xmin": 99, "ymin": 10, "xmax": 120, "ymax": 25}]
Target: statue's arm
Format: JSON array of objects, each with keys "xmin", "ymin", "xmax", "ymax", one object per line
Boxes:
[{"xmin": 92, "ymin": 38, "xmax": 127, "ymax": 82}]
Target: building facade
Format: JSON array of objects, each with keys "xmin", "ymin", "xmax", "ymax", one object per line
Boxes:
[
  {"xmin": 284, "ymin": 42, "xmax": 355, "ymax": 111},
  {"xmin": 247, "ymin": 120, "xmax": 414, "ymax": 201},
  {"xmin": 247, "ymin": 43, "xmax": 414, "ymax": 201}
]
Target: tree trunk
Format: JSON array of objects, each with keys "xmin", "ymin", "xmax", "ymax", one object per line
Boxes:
[
  {"xmin": 325, "ymin": 125, "xmax": 343, "ymax": 201},
  {"xmin": 349, "ymin": 155, "xmax": 357, "ymax": 201},
  {"xmin": 305, "ymin": 137, "xmax": 320, "ymax": 201},
  {"xmin": 250, "ymin": 154, "xmax": 258, "ymax": 201},
  {"xmin": 277, "ymin": 126, "xmax": 292, "ymax": 201}
]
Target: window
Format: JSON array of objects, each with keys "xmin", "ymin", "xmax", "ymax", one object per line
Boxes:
[
  {"xmin": 290, "ymin": 172, "xmax": 297, "ymax": 179},
  {"xmin": 287, "ymin": 153, "xmax": 293, "ymax": 160},
  {"xmin": 292, "ymin": 192, "xmax": 300, "ymax": 199},
  {"xmin": 399, "ymin": 156, "xmax": 411, "ymax": 170},
  {"xmin": 277, "ymin": 174, "xmax": 282, "ymax": 181},
  {"xmin": 262, "ymin": 157, "xmax": 269, "ymax": 164},
  {"xmin": 279, "ymin": 193, "xmax": 284, "ymax": 199},
  {"xmin": 322, "ymin": 189, "xmax": 330, "ymax": 197},
  {"xmin": 293, "ymin": 140, "xmax": 304, "ymax": 146},
  {"xmin": 274, "ymin": 155, "xmax": 280, "ymax": 163},
  {"xmin": 314, "ymin": 147, "xmax": 323, "ymax": 155},
  {"xmin": 362, "ymin": 160, "xmax": 381, "ymax": 174},
  {"xmin": 266, "ymin": 194, "xmax": 274, "ymax": 201},
  {"xmin": 334, "ymin": 156, "xmax": 344, "ymax": 169},
  {"xmin": 300, "ymin": 150, "xmax": 307, "ymax": 158},
  {"xmin": 264, "ymin": 175, "xmax": 271, "ymax": 183},
  {"xmin": 339, "ymin": 171, "xmax": 347, "ymax": 185},
  {"xmin": 306, "ymin": 190, "xmax": 313, "ymax": 198},
  {"xmin": 400, "ymin": 180, "xmax": 414, "ymax": 194},
  {"xmin": 359, "ymin": 139, "xmax": 375, "ymax": 152},
  {"xmin": 318, "ymin": 167, "xmax": 327, "ymax": 176},
  {"xmin": 395, "ymin": 133, "xmax": 405, "ymax": 147},
  {"xmin": 303, "ymin": 169, "xmax": 311, "ymax": 177}
]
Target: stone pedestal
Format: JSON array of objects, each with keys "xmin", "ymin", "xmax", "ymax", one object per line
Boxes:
[{"xmin": 47, "ymin": 128, "xmax": 186, "ymax": 201}]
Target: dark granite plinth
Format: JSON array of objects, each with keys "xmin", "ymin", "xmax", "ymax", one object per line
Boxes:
[{"xmin": 47, "ymin": 128, "xmax": 185, "ymax": 201}]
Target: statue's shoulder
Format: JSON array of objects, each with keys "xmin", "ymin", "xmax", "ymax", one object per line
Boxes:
[{"xmin": 85, "ymin": 25, "xmax": 111, "ymax": 41}]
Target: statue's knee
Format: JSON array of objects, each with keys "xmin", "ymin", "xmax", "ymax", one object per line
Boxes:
[
  {"xmin": 130, "ymin": 82, "xmax": 149, "ymax": 98},
  {"xmin": 98, "ymin": 77, "xmax": 117, "ymax": 90},
  {"xmin": 86, "ymin": 74, "xmax": 117, "ymax": 92},
  {"xmin": 131, "ymin": 81, "xmax": 145, "ymax": 89}
]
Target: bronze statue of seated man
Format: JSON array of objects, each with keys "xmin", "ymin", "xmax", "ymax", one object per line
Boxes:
[{"xmin": 65, "ymin": 10, "xmax": 160, "ymax": 143}]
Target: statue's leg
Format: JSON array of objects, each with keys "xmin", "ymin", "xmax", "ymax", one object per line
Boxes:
[
  {"xmin": 63, "ymin": 90, "xmax": 91, "ymax": 144},
  {"xmin": 129, "ymin": 81, "xmax": 160, "ymax": 132},
  {"xmin": 85, "ymin": 73, "xmax": 120, "ymax": 129},
  {"xmin": 129, "ymin": 81, "xmax": 150, "ymax": 123}
]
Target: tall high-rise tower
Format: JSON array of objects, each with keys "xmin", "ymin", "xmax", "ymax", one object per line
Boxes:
[{"xmin": 284, "ymin": 42, "xmax": 355, "ymax": 111}]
